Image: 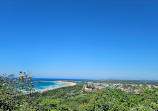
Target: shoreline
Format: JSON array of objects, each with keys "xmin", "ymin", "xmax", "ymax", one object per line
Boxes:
[{"xmin": 39, "ymin": 81, "xmax": 76, "ymax": 93}]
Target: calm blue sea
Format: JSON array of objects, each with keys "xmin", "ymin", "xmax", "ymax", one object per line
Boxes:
[
  {"xmin": 32, "ymin": 78, "xmax": 90, "ymax": 92},
  {"xmin": 33, "ymin": 78, "xmax": 91, "ymax": 81},
  {"xmin": 33, "ymin": 81, "xmax": 67, "ymax": 92}
]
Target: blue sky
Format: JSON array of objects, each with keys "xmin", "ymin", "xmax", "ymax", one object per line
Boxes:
[{"xmin": 0, "ymin": 0, "xmax": 158, "ymax": 80}]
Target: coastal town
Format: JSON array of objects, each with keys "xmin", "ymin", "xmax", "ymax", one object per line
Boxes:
[{"xmin": 77, "ymin": 81, "xmax": 158, "ymax": 94}]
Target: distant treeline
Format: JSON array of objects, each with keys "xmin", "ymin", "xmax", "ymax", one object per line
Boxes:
[{"xmin": 94, "ymin": 80, "xmax": 158, "ymax": 85}]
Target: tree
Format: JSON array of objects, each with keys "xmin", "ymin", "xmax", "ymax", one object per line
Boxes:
[{"xmin": 0, "ymin": 71, "xmax": 35, "ymax": 110}]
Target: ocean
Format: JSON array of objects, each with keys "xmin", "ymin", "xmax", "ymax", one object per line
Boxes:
[
  {"xmin": 32, "ymin": 78, "xmax": 90, "ymax": 92},
  {"xmin": 33, "ymin": 81, "xmax": 67, "ymax": 92}
]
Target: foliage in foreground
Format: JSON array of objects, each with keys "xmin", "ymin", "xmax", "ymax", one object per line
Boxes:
[
  {"xmin": 0, "ymin": 72, "xmax": 158, "ymax": 111},
  {"xmin": 0, "ymin": 72, "xmax": 35, "ymax": 110}
]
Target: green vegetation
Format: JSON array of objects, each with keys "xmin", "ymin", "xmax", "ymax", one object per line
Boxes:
[
  {"xmin": 0, "ymin": 71, "xmax": 35, "ymax": 110},
  {"xmin": 0, "ymin": 72, "xmax": 158, "ymax": 111}
]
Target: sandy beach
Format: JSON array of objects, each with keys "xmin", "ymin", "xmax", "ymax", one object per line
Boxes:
[
  {"xmin": 39, "ymin": 81, "xmax": 76, "ymax": 93},
  {"xmin": 55, "ymin": 81, "xmax": 76, "ymax": 86}
]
